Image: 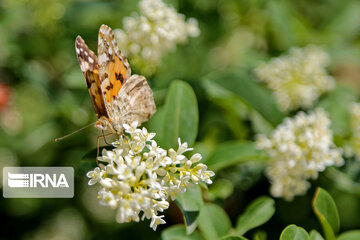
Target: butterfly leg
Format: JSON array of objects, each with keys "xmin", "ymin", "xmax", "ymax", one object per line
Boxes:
[
  {"xmin": 102, "ymin": 130, "xmax": 112, "ymax": 145},
  {"xmin": 96, "ymin": 133, "xmax": 113, "ymax": 164}
]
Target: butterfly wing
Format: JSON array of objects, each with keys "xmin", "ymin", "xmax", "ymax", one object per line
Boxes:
[
  {"xmin": 98, "ymin": 24, "xmax": 131, "ymax": 112},
  {"xmin": 97, "ymin": 24, "xmax": 155, "ymax": 131},
  {"xmin": 75, "ymin": 36, "xmax": 108, "ymax": 118},
  {"xmin": 110, "ymin": 74, "xmax": 156, "ymax": 129}
]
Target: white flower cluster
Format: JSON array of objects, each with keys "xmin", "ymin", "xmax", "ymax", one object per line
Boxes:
[
  {"xmin": 86, "ymin": 122, "xmax": 214, "ymax": 230},
  {"xmin": 255, "ymin": 45, "xmax": 335, "ymax": 112},
  {"xmin": 114, "ymin": 0, "xmax": 200, "ymax": 73},
  {"xmin": 350, "ymin": 102, "xmax": 360, "ymax": 159},
  {"xmin": 256, "ymin": 109, "xmax": 343, "ymax": 201}
]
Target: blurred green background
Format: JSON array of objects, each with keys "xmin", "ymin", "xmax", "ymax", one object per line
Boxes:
[{"xmin": 1, "ymin": 0, "xmax": 360, "ymax": 239}]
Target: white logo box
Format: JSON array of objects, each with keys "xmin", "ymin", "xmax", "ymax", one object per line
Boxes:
[{"xmin": 3, "ymin": 167, "xmax": 74, "ymax": 198}]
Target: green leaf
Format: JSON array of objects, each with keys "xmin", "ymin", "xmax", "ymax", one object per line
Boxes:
[
  {"xmin": 202, "ymin": 78, "xmax": 249, "ymax": 139},
  {"xmin": 203, "ymin": 71, "xmax": 285, "ymax": 127},
  {"xmin": 250, "ymin": 110, "xmax": 274, "ymax": 135},
  {"xmin": 337, "ymin": 230, "xmax": 360, "ymax": 240},
  {"xmin": 202, "ymin": 76, "xmax": 249, "ymax": 120},
  {"xmin": 253, "ymin": 230, "xmax": 267, "ymax": 240},
  {"xmin": 198, "ymin": 203, "xmax": 232, "ymax": 240},
  {"xmin": 325, "ymin": 1, "xmax": 360, "ymax": 41},
  {"xmin": 162, "ymin": 80, "xmax": 199, "ymax": 148},
  {"xmin": 309, "ymin": 230, "xmax": 324, "ymax": 240},
  {"xmin": 235, "ymin": 196, "xmax": 275, "ymax": 235},
  {"xmin": 312, "ymin": 188, "xmax": 340, "ymax": 240},
  {"xmin": 204, "ymin": 141, "xmax": 267, "ymax": 172},
  {"xmin": 153, "ymin": 88, "xmax": 168, "ymax": 106},
  {"xmin": 207, "ymin": 178, "xmax": 234, "ymax": 201},
  {"xmin": 280, "ymin": 225, "xmax": 309, "ymax": 240},
  {"xmin": 267, "ymin": 0, "xmax": 295, "ymax": 49},
  {"xmin": 325, "ymin": 167, "xmax": 360, "ymax": 197},
  {"xmin": 75, "ymin": 160, "xmax": 97, "ymax": 178},
  {"xmin": 161, "ymin": 225, "xmax": 204, "ymax": 240},
  {"xmin": 317, "ymin": 86, "xmax": 356, "ymax": 138},
  {"xmin": 220, "ymin": 236, "xmax": 248, "ymax": 240},
  {"xmin": 175, "ymin": 185, "xmax": 203, "ymax": 234},
  {"xmin": 144, "ymin": 107, "xmax": 165, "ymax": 144}
]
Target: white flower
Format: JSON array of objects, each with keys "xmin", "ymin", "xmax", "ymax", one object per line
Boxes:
[
  {"xmin": 86, "ymin": 122, "xmax": 214, "ymax": 230},
  {"xmin": 257, "ymin": 109, "xmax": 343, "ymax": 201},
  {"xmin": 98, "ymin": 188, "xmax": 117, "ymax": 209},
  {"xmin": 255, "ymin": 45, "xmax": 335, "ymax": 112},
  {"xmin": 150, "ymin": 215, "xmax": 166, "ymax": 231},
  {"xmin": 86, "ymin": 167, "xmax": 101, "ymax": 185},
  {"xmin": 114, "ymin": 0, "xmax": 200, "ymax": 74}
]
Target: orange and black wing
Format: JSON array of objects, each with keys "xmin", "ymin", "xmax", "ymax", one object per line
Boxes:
[
  {"xmin": 97, "ymin": 24, "xmax": 131, "ymax": 110},
  {"xmin": 75, "ymin": 36, "xmax": 108, "ymax": 118}
]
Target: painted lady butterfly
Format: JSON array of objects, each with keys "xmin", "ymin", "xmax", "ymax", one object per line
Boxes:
[{"xmin": 75, "ymin": 24, "xmax": 156, "ymax": 134}]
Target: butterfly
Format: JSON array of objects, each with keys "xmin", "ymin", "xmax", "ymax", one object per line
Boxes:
[{"xmin": 75, "ymin": 24, "xmax": 156, "ymax": 134}]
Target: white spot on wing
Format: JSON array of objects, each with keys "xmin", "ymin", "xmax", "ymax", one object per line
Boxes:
[
  {"xmin": 101, "ymin": 27, "xmax": 110, "ymax": 36},
  {"xmin": 98, "ymin": 53, "xmax": 108, "ymax": 65},
  {"xmin": 102, "ymin": 78, "xmax": 110, "ymax": 87},
  {"xmin": 81, "ymin": 61, "xmax": 89, "ymax": 71},
  {"xmin": 130, "ymin": 97, "xmax": 136, "ymax": 106}
]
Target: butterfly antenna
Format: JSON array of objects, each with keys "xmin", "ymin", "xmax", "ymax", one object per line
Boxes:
[{"xmin": 55, "ymin": 122, "xmax": 96, "ymax": 142}]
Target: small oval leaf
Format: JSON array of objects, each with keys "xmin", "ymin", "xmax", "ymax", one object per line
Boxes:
[
  {"xmin": 280, "ymin": 225, "xmax": 309, "ymax": 240},
  {"xmin": 161, "ymin": 225, "xmax": 204, "ymax": 240},
  {"xmin": 312, "ymin": 188, "xmax": 340, "ymax": 240},
  {"xmin": 253, "ymin": 230, "xmax": 267, "ymax": 240},
  {"xmin": 162, "ymin": 80, "xmax": 199, "ymax": 149},
  {"xmin": 309, "ymin": 230, "xmax": 324, "ymax": 240},
  {"xmin": 198, "ymin": 203, "xmax": 232, "ymax": 240},
  {"xmin": 175, "ymin": 185, "xmax": 203, "ymax": 234},
  {"xmin": 337, "ymin": 230, "xmax": 360, "ymax": 240},
  {"xmin": 235, "ymin": 196, "xmax": 275, "ymax": 235}
]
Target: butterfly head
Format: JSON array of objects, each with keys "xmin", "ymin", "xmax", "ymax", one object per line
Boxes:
[
  {"xmin": 95, "ymin": 116, "xmax": 111, "ymax": 131},
  {"xmin": 95, "ymin": 116, "xmax": 126, "ymax": 134}
]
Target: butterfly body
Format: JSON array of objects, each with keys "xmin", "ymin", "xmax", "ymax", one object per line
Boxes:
[{"xmin": 75, "ymin": 25, "xmax": 156, "ymax": 134}]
